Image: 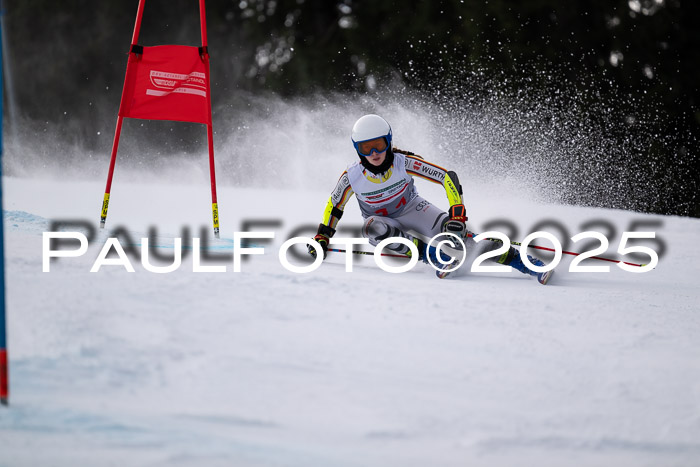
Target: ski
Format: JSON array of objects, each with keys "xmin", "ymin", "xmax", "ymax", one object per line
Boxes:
[
  {"xmin": 435, "ymin": 260, "xmax": 462, "ymax": 279},
  {"xmin": 537, "ymin": 269, "xmax": 554, "ymax": 285}
]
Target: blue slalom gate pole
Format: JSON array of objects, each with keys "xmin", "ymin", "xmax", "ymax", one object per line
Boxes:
[{"xmin": 0, "ymin": 0, "xmax": 8, "ymax": 406}]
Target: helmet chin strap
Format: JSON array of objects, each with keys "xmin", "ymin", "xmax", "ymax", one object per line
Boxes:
[{"xmin": 359, "ymin": 149, "xmax": 394, "ymax": 175}]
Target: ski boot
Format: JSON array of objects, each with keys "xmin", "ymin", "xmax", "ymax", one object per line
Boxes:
[
  {"xmin": 500, "ymin": 246, "xmax": 554, "ymax": 285},
  {"xmin": 412, "ymin": 238, "xmax": 456, "ymax": 278}
]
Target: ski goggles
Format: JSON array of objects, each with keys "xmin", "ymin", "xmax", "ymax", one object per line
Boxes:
[{"xmin": 354, "ymin": 137, "xmax": 389, "ymax": 157}]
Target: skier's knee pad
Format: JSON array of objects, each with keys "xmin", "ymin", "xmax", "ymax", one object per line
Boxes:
[
  {"xmin": 362, "ymin": 217, "xmax": 407, "ymax": 246},
  {"xmin": 362, "ymin": 217, "xmax": 382, "ymax": 240},
  {"xmin": 362, "ymin": 216, "xmax": 395, "ymax": 241}
]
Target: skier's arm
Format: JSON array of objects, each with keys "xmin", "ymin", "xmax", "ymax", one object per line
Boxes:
[
  {"xmin": 320, "ymin": 170, "xmax": 354, "ymax": 232},
  {"xmin": 404, "ymin": 154, "xmax": 468, "ymax": 236},
  {"xmin": 443, "ymin": 170, "xmax": 464, "ymax": 206},
  {"xmin": 404, "ymin": 154, "xmax": 463, "ymax": 206},
  {"xmin": 442, "ymin": 170, "xmax": 468, "ymax": 236},
  {"xmin": 308, "ymin": 171, "xmax": 354, "ymax": 259}
]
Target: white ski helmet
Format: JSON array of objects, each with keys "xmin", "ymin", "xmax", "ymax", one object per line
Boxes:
[{"xmin": 351, "ymin": 114, "xmax": 393, "ymax": 156}]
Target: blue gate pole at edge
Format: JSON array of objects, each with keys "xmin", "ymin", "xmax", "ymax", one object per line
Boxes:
[{"xmin": 0, "ymin": 0, "xmax": 9, "ymax": 406}]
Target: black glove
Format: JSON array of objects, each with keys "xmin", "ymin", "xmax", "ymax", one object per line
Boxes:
[
  {"xmin": 308, "ymin": 234, "xmax": 329, "ymax": 259},
  {"xmin": 442, "ymin": 204, "xmax": 468, "ymax": 238}
]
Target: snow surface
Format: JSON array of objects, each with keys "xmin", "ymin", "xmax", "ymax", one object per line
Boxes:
[{"xmin": 1, "ymin": 174, "xmax": 699, "ymax": 467}]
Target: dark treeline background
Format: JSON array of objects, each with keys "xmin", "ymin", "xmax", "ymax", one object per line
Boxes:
[{"xmin": 3, "ymin": 0, "xmax": 699, "ymax": 216}]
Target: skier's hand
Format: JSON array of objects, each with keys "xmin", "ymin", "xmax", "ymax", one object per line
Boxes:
[
  {"xmin": 308, "ymin": 234, "xmax": 329, "ymax": 260},
  {"xmin": 442, "ymin": 204, "xmax": 468, "ymax": 238}
]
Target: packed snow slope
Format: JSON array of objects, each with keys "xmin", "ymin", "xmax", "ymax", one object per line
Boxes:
[{"xmin": 1, "ymin": 175, "xmax": 699, "ymax": 467}]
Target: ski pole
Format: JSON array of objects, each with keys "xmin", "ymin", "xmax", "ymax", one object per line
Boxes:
[
  {"xmin": 328, "ymin": 248, "xmax": 409, "ymax": 259},
  {"xmin": 334, "ymin": 236, "xmax": 647, "ymax": 267},
  {"xmin": 467, "ymin": 234, "xmax": 646, "ymax": 268}
]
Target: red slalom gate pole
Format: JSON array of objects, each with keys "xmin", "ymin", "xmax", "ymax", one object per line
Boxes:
[
  {"xmin": 0, "ymin": 350, "xmax": 6, "ymax": 406},
  {"xmin": 129, "ymin": 0, "xmax": 146, "ymax": 45},
  {"xmin": 100, "ymin": 116, "xmax": 124, "ymax": 228},
  {"xmin": 1, "ymin": 4, "xmax": 8, "ymax": 406},
  {"xmin": 100, "ymin": 0, "xmax": 146, "ymax": 229},
  {"xmin": 199, "ymin": 0, "xmax": 220, "ymax": 238}
]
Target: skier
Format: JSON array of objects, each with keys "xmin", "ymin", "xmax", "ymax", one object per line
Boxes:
[{"xmin": 307, "ymin": 114, "xmax": 553, "ymax": 284}]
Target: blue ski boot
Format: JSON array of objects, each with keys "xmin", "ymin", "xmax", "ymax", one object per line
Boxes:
[
  {"xmin": 413, "ymin": 239, "xmax": 456, "ymax": 278},
  {"xmin": 500, "ymin": 246, "xmax": 554, "ymax": 285}
]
